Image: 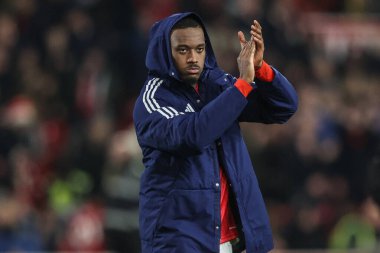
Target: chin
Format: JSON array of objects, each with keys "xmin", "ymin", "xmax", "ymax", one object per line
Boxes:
[{"xmin": 182, "ymin": 76, "xmax": 199, "ymax": 86}]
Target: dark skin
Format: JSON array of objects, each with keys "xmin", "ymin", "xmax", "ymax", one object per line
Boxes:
[
  {"xmin": 238, "ymin": 20, "xmax": 265, "ymax": 70},
  {"xmin": 170, "ymin": 20, "xmax": 265, "ymax": 86},
  {"xmin": 171, "ymin": 27, "xmax": 206, "ymax": 87}
]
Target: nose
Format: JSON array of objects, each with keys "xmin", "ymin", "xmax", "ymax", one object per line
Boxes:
[{"xmin": 187, "ymin": 49, "xmax": 198, "ymax": 63}]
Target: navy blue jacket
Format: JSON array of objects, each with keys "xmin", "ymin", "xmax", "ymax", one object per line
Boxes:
[{"xmin": 133, "ymin": 12, "xmax": 298, "ymax": 253}]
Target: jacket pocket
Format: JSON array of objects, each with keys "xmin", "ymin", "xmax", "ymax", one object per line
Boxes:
[{"xmin": 153, "ymin": 189, "xmax": 217, "ymax": 252}]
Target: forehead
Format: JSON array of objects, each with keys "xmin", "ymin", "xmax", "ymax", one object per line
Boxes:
[{"xmin": 170, "ymin": 27, "xmax": 205, "ymax": 46}]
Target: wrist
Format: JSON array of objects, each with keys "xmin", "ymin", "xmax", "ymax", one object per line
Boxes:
[
  {"xmin": 255, "ymin": 60, "xmax": 263, "ymax": 70},
  {"xmin": 235, "ymin": 78, "xmax": 253, "ymax": 98},
  {"xmin": 239, "ymin": 74, "xmax": 254, "ymax": 84},
  {"xmin": 239, "ymin": 77, "xmax": 253, "ymax": 84}
]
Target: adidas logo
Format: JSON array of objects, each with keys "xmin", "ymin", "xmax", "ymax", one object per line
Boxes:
[{"xmin": 184, "ymin": 103, "xmax": 195, "ymax": 113}]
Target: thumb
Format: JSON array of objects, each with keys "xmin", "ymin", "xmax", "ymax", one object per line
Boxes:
[{"xmin": 238, "ymin": 31, "xmax": 246, "ymax": 50}]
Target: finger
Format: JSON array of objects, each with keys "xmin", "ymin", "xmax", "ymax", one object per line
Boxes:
[
  {"xmin": 246, "ymin": 39, "xmax": 255, "ymax": 56},
  {"xmin": 252, "ymin": 21, "xmax": 262, "ymax": 37},
  {"xmin": 240, "ymin": 40, "xmax": 251, "ymax": 58},
  {"xmin": 252, "ymin": 36, "xmax": 263, "ymax": 43},
  {"xmin": 251, "ymin": 25, "xmax": 262, "ymax": 35},
  {"xmin": 239, "ymin": 40, "xmax": 248, "ymax": 57},
  {"xmin": 250, "ymin": 30, "xmax": 262, "ymax": 39},
  {"xmin": 251, "ymin": 39, "xmax": 256, "ymax": 55},
  {"xmin": 254, "ymin": 20, "xmax": 262, "ymax": 29},
  {"xmin": 238, "ymin": 31, "xmax": 246, "ymax": 50},
  {"xmin": 250, "ymin": 31, "xmax": 263, "ymax": 40},
  {"xmin": 252, "ymin": 36, "xmax": 264, "ymax": 49},
  {"xmin": 240, "ymin": 40, "xmax": 249, "ymax": 56},
  {"xmin": 248, "ymin": 43, "xmax": 256, "ymax": 65},
  {"xmin": 250, "ymin": 34, "xmax": 263, "ymax": 48}
]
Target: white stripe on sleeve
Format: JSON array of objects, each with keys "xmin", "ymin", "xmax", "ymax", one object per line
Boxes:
[{"xmin": 142, "ymin": 78, "xmax": 185, "ymax": 119}]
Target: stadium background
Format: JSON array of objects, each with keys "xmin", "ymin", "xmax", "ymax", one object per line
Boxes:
[{"xmin": 0, "ymin": 0, "xmax": 379, "ymax": 252}]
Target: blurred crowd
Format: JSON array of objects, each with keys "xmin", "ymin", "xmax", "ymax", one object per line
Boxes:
[{"xmin": 0, "ymin": 0, "xmax": 379, "ymax": 252}]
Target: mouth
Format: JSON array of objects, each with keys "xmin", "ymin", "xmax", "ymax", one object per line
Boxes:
[{"xmin": 186, "ymin": 66, "xmax": 200, "ymax": 75}]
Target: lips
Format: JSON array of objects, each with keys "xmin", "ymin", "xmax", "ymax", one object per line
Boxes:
[{"xmin": 186, "ymin": 66, "xmax": 200, "ymax": 74}]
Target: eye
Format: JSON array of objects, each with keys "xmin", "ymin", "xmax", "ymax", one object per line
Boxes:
[
  {"xmin": 178, "ymin": 48, "xmax": 187, "ymax": 54},
  {"xmin": 196, "ymin": 47, "xmax": 204, "ymax": 53}
]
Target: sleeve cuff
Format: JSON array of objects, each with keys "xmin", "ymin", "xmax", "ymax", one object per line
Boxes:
[
  {"xmin": 234, "ymin": 78, "xmax": 253, "ymax": 98},
  {"xmin": 255, "ymin": 60, "xmax": 275, "ymax": 82}
]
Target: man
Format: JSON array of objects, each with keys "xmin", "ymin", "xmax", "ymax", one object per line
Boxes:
[
  {"xmin": 133, "ymin": 12, "xmax": 298, "ymax": 253},
  {"xmin": 328, "ymin": 154, "xmax": 380, "ymax": 250}
]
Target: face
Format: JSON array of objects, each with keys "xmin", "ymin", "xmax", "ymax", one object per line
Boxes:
[{"xmin": 170, "ymin": 27, "xmax": 206, "ymax": 86}]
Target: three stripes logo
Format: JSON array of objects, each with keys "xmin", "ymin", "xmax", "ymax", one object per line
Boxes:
[
  {"xmin": 184, "ymin": 103, "xmax": 195, "ymax": 113},
  {"xmin": 142, "ymin": 78, "xmax": 196, "ymax": 119}
]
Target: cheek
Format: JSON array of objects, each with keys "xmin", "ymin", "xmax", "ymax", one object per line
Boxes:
[
  {"xmin": 174, "ymin": 55, "xmax": 187, "ymax": 69},
  {"xmin": 200, "ymin": 54, "xmax": 206, "ymax": 67},
  {"xmin": 172, "ymin": 54, "xmax": 179, "ymax": 66}
]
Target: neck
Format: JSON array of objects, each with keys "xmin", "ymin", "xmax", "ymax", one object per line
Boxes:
[{"xmin": 193, "ymin": 83, "xmax": 199, "ymax": 94}]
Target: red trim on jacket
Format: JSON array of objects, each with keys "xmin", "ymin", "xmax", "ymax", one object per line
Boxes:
[
  {"xmin": 234, "ymin": 79, "xmax": 253, "ymax": 97},
  {"xmin": 255, "ymin": 60, "xmax": 274, "ymax": 82}
]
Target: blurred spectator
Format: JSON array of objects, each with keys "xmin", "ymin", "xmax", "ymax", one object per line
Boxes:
[
  {"xmin": 102, "ymin": 126, "xmax": 143, "ymax": 253},
  {"xmin": 0, "ymin": 190, "xmax": 44, "ymax": 252},
  {"xmin": 328, "ymin": 196, "xmax": 380, "ymax": 249},
  {"xmin": 57, "ymin": 200, "xmax": 106, "ymax": 252}
]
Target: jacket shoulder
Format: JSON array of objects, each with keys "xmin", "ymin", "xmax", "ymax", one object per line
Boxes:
[
  {"xmin": 133, "ymin": 77, "xmax": 185, "ymax": 122},
  {"xmin": 203, "ymin": 68, "xmax": 237, "ymax": 91}
]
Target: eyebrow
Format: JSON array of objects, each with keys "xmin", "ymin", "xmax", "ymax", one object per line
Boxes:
[{"xmin": 175, "ymin": 43, "xmax": 206, "ymax": 48}]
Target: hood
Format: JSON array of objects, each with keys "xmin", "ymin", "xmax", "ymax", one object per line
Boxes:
[{"xmin": 145, "ymin": 12, "xmax": 218, "ymax": 81}]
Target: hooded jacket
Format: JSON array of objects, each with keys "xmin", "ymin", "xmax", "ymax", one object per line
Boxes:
[{"xmin": 133, "ymin": 12, "xmax": 298, "ymax": 253}]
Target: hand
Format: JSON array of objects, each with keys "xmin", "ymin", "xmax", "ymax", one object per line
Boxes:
[
  {"xmin": 237, "ymin": 31, "xmax": 256, "ymax": 83},
  {"xmin": 250, "ymin": 20, "xmax": 264, "ymax": 68},
  {"xmin": 238, "ymin": 20, "xmax": 265, "ymax": 69}
]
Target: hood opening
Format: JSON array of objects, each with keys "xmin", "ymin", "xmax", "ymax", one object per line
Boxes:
[{"xmin": 145, "ymin": 12, "xmax": 218, "ymax": 81}]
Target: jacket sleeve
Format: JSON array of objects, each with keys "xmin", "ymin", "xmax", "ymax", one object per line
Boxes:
[
  {"xmin": 133, "ymin": 78, "xmax": 248, "ymax": 155},
  {"xmin": 238, "ymin": 67, "xmax": 298, "ymax": 123}
]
